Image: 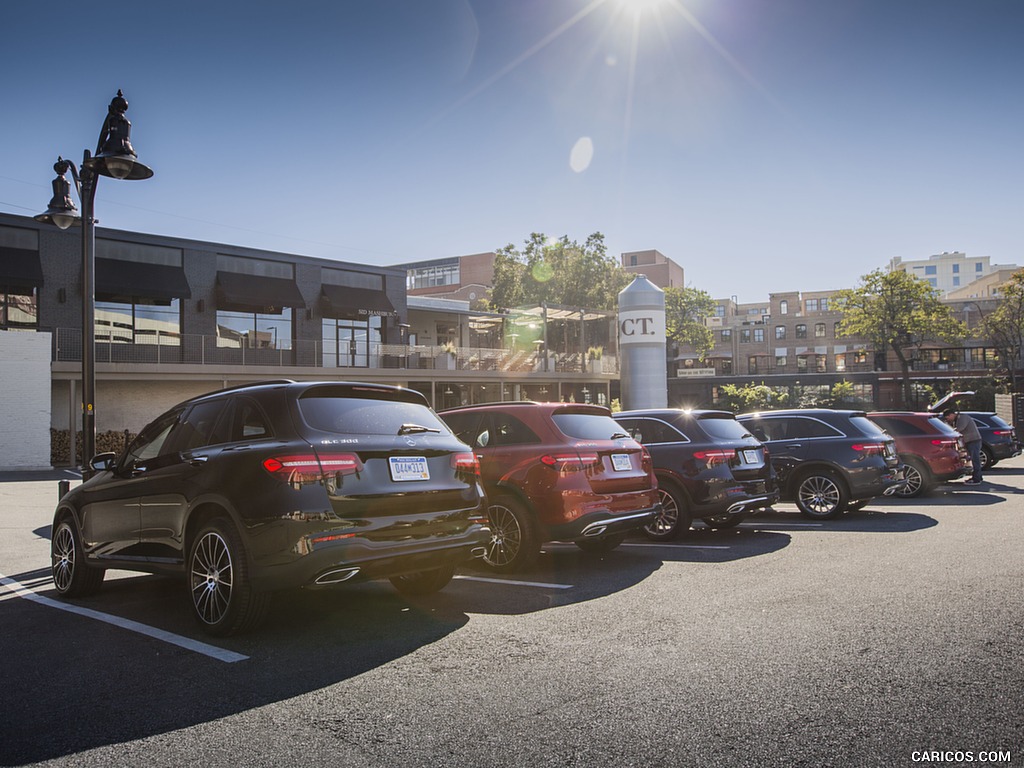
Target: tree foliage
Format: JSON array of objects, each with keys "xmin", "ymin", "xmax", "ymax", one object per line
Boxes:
[
  {"xmin": 716, "ymin": 383, "xmax": 790, "ymax": 413},
  {"xmin": 832, "ymin": 269, "xmax": 965, "ymax": 407},
  {"xmin": 664, "ymin": 285, "xmax": 716, "ymax": 360},
  {"xmin": 489, "ymin": 232, "xmax": 630, "ymax": 312},
  {"xmin": 978, "ymin": 269, "xmax": 1024, "ymax": 391}
]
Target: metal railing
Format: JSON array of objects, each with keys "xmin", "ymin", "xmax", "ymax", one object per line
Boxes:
[{"xmin": 54, "ymin": 329, "xmax": 619, "ymax": 374}]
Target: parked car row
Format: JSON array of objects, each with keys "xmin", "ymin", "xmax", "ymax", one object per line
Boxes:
[{"xmin": 49, "ymin": 381, "xmax": 1015, "ymax": 637}]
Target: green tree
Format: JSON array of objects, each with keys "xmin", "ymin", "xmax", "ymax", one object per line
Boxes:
[
  {"xmin": 716, "ymin": 382, "xmax": 789, "ymax": 412},
  {"xmin": 978, "ymin": 269, "xmax": 1024, "ymax": 391},
  {"xmin": 489, "ymin": 232, "xmax": 629, "ymax": 311},
  {"xmin": 833, "ymin": 270, "xmax": 965, "ymax": 408},
  {"xmin": 664, "ymin": 285, "xmax": 715, "ymax": 361}
]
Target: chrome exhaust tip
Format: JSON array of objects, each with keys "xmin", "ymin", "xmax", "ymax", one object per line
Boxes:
[
  {"xmin": 315, "ymin": 567, "xmax": 361, "ymax": 585},
  {"xmin": 470, "ymin": 546, "xmax": 487, "ymax": 558},
  {"xmin": 583, "ymin": 525, "xmax": 608, "ymax": 537}
]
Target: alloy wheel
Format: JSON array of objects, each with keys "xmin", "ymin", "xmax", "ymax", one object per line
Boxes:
[
  {"xmin": 485, "ymin": 504, "xmax": 522, "ymax": 568},
  {"xmin": 191, "ymin": 531, "xmax": 234, "ymax": 627},
  {"xmin": 51, "ymin": 523, "xmax": 75, "ymax": 593},
  {"xmin": 798, "ymin": 475, "xmax": 841, "ymax": 516}
]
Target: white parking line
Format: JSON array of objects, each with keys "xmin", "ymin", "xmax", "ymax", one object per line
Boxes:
[
  {"xmin": 454, "ymin": 575, "xmax": 574, "ymax": 589},
  {"xmin": 0, "ymin": 573, "xmax": 248, "ymax": 664}
]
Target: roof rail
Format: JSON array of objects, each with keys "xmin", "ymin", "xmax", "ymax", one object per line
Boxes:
[{"xmin": 212, "ymin": 379, "xmax": 296, "ymax": 395}]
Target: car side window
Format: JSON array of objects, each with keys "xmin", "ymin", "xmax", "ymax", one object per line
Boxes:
[
  {"xmin": 231, "ymin": 398, "xmax": 273, "ymax": 442},
  {"xmin": 491, "ymin": 414, "xmax": 540, "ymax": 446},
  {"xmin": 171, "ymin": 400, "xmax": 232, "ymax": 452},
  {"xmin": 123, "ymin": 409, "xmax": 183, "ymax": 468},
  {"xmin": 439, "ymin": 412, "xmax": 483, "ymax": 448}
]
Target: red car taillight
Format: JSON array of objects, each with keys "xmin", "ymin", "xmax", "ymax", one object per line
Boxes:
[
  {"xmin": 262, "ymin": 453, "xmax": 362, "ymax": 483},
  {"xmin": 930, "ymin": 439, "xmax": 959, "ymax": 448},
  {"xmin": 852, "ymin": 442, "xmax": 886, "ymax": 455},
  {"xmin": 540, "ymin": 452, "xmax": 601, "ymax": 471},
  {"xmin": 692, "ymin": 449, "xmax": 736, "ymax": 467},
  {"xmin": 993, "ymin": 429, "xmax": 1013, "ymax": 436},
  {"xmin": 452, "ymin": 452, "xmax": 480, "ymax": 476}
]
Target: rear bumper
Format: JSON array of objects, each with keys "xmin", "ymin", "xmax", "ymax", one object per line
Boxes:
[
  {"xmin": 547, "ymin": 504, "xmax": 660, "ymax": 542},
  {"xmin": 250, "ymin": 524, "xmax": 491, "ymax": 591}
]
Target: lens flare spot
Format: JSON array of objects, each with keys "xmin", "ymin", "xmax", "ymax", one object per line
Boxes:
[
  {"xmin": 532, "ymin": 261, "xmax": 555, "ymax": 282},
  {"xmin": 570, "ymin": 137, "xmax": 594, "ymax": 173}
]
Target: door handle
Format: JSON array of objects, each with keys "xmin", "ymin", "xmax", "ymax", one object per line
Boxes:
[{"xmin": 186, "ymin": 454, "xmax": 209, "ymax": 466}]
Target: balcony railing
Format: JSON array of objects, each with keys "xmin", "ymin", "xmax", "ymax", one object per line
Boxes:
[{"xmin": 54, "ymin": 329, "xmax": 619, "ymax": 374}]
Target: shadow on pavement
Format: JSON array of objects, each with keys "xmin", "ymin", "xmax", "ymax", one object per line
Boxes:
[{"xmin": 745, "ymin": 506, "xmax": 938, "ymax": 533}]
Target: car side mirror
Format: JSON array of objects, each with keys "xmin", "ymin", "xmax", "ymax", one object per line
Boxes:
[{"xmin": 89, "ymin": 452, "xmax": 118, "ymax": 473}]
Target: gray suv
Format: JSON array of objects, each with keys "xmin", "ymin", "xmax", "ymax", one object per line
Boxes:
[{"xmin": 737, "ymin": 409, "xmax": 903, "ymax": 519}]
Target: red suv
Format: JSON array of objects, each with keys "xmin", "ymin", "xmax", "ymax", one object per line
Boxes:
[
  {"xmin": 867, "ymin": 412, "xmax": 967, "ymax": 497},
  {"xmin": 439, "ymin": 402, "xmax": 660, "ymax": 571}
]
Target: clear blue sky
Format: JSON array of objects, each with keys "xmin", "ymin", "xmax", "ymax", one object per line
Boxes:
[{"xmin": 2, "ymin": 0, "xmax": 1021, "ymax": 302}]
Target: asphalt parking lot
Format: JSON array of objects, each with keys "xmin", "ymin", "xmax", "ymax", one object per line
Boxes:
[{"xmin": 1, "ymin": 465, "xmax": 1022, "ymax": 767}]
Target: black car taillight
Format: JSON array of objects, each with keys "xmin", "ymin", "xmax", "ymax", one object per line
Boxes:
[
  {"xmin": 692, "ymin": 449, "xmax": 736, "ymax": 467},
  {"xmin": 851, "ymin": 442, "xmax": 886, "ymax": 456},
  {"xmin": 452, "ymin": 452, "xmax": 480, "ymax": 477},
  {"xmin": 262, "ymin": 453, "xmax": 363, "ymax": 484}
]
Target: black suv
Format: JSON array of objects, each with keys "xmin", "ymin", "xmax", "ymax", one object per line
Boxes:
[
  {"xmin": 613, "ymin": 409, "xmax": 778, "ymax": 539},
  {"xmin": 737, "ymin": 409, "xmax": 902, "ymax": 519},
  {"xmin": 51, "ymin": 381, "xmax": 490, "ymax": 635}
]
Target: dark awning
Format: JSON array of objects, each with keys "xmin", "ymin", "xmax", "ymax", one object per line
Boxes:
[
  {"xmin": 216, "ymin": 271, "xmax": 306, "ymax": 313},
  {"xmin": 0, "ymin": 247, "xmax": 43, "ymax": 294},
  {"xmin": 96, "ymin": 258, "xmax": 192, "ymax": 304},
  {"xmin": 321, "ymin": 284, "xmax": 397, "ymax": 318}
]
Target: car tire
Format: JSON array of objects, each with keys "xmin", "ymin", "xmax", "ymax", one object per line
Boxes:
[
  {"xmin": 893, "ymin": 457, "xmax": 932, "ymax": 498},
  {"xmin": 483, "ymin": 495, "xmax": 539, "ymax": 572},
  {"xmin": 645, "ymin": 483, "xmax": 692, "ymax": 540},
  {"xmin": 794, "ymin": 469, "xmax": 847, "ymax": 519},
  {"xmin": 980, "ymin": 448, "xmax": 995, "ymax": 470},
  {"xmin": 189, "ymin": 517, "xmax": 269, "ymax": 637},
  {"xmin": 575, "ymin": 533, "xmax": 627, "ymax": 553},
  {"xmin": 390, "ymin": 564, "xmax": 456, "ymax": 595},
  {"xmin": 51, "ymin": 517, "xmax": 105, "ymax": 598}
]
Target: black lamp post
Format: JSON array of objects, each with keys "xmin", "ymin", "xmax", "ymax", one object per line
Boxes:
[{"xmin": 35, "ymin": 90, "xmax": 153, "ymax": 470}]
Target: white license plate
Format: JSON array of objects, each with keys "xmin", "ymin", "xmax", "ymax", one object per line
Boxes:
[
  {"xmin": 741, "ymin": 449, "xmax": 760, "ymax": 464},
  {"xmin": 389, "ymin": 456, "xmax": 429, "ymax": 481},
  {"xmin": 611, "ymin": 453, "xmax": 632, "ymax": 471}
]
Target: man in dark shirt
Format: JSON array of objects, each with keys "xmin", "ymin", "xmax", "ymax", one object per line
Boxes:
[{"xmin": 943, "ymin": 408, "xmax": 983, "ymax": 484}]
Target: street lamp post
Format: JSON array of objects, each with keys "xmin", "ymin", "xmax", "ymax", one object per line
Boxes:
[{"xmin": 35, "ymin": 90, "xmax": 153, "ymax": 470}]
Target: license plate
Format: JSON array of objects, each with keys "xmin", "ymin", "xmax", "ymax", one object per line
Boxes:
[
  {"xmin": 741, "ymin": 449, "xmax": 760, "ymax": 464},
  {"xmin": 389, "ymin": 456, "xmax": 429, "ymax": 481},
  {"xmin": 611, "ymin": 453, "xmax": 632, "ymax": 471}
]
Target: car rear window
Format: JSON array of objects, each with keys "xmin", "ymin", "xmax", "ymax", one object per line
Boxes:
[
  {"xmin": 698, "ymin": 415, "xmax": 753, "ymax": 441},
  {"xmin": 298, "ymin": 395, "xmax": 449, "ymax": 435},
  {"xmin": 849, "ymin": 415, "xmax": 892, "ymax": 439},
  {"xmin": 552, "ymin": 412, "xmax": 629, "ymax": 441}
]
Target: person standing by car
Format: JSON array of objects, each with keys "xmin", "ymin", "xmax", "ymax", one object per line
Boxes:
[{"xmin": 944, "ymin": 408, "xmax": 983, "ymax": 485}]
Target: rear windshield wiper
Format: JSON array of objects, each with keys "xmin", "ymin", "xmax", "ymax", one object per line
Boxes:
[
  {"xmin": 398, "ymin": 423, "xmax": 442, "ymax": 435},
  {"xmin": 610, "ymin": 431, "xmax": 630, "ymax": 440}
]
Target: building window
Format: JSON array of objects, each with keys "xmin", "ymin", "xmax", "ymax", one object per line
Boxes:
[
  {"xmin": 720, "ymin": 359, "xmax": 732, "ymax": 375},
  {"xmin": 797, "ymin": 357, "xmax": 808, "ymax": 373},
  {"xmin": 775, "ymin": 355, "xmax": 787, "ymax": 368},
  {"xmin": 741, "ymin": 329, "xmax": 751, "ymax": 343},
  {"xmin": 216, "ymin": 309, "xmax": 292, "ymax": 350},
  {"xmin": 854, "ymin": 350, "xmax": 868, "ymax": 365},
  {"xmin": 952, "ymin": 264, "xmax": 959, "ymax": 273},
  {"xmin": 407, "ymin": 263, "xmax": 459, "ymax": 290},
  {"xmin": 323, "ymin": 316, "xmax": 381, "ymax": 367},
  {"xmin": 715, "ymin": 305, "xmax": 726, "ymax": 318},
  {"xmin": 835, "ymin": 354, "xmax": 847, "ymax": 372},
  {"xmin": 796, "ymin": 324, "xmax": 807, "ymax": 339},
  {"xmin": 816, "ymin": 356, "xmax": 827, "ymax": 373},
  {"xmin": 806, "ymin": 298, "xmax": 819, "ymax": 312},
  {"xmin": 775, "ymin": 326, "xmax": 786, "ymax": 340},
  {"xmin": 976, "ymin": 262, "xmax": 983, "ymax": 272},
  {"xmin": 96, "ymin": 299, "xmax": 181, "ymax": 345},
  {"xmin": 0, "ymin": 290, "xmax": 37, "ymax": 329},
  {"xmin": 928, "ymin": 278, "xmax": 938, "ymax": 288},
  {"xmin": 721, "ymin": 329, "xmax": 731, "ymax": 341},
  {"xmin": 753, "ymin": 328, "xmax": 764, "ymax": 343},
  {"xmin": 779, "ymin": 300, "xmax": 788, "ymax": 315},
  {"xmin": 925, "ymin": 266, "xmax": 937, "ymax": 275},
  {"xmin": 953, "ymin": 276, "xmax": 960, "ymax": 286},
  {"xmin": 815, "ymin": 323, "xmax": 826, "ymax": 338},
  {"xmin": 820, "ymin": 298, "xmax": 829, "ymax": 311},
  {"xmin": 748, "ymin": 356, "xmax": 758, "ymax": 374}
]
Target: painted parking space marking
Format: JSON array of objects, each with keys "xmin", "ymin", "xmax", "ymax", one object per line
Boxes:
[
  {"xmin": 0, "ymin": 573, "xmax": 248, "ymax": 664},
  {"xmin": 455, "ymin": 575, "xmax": 574, "ymax": 589}
]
